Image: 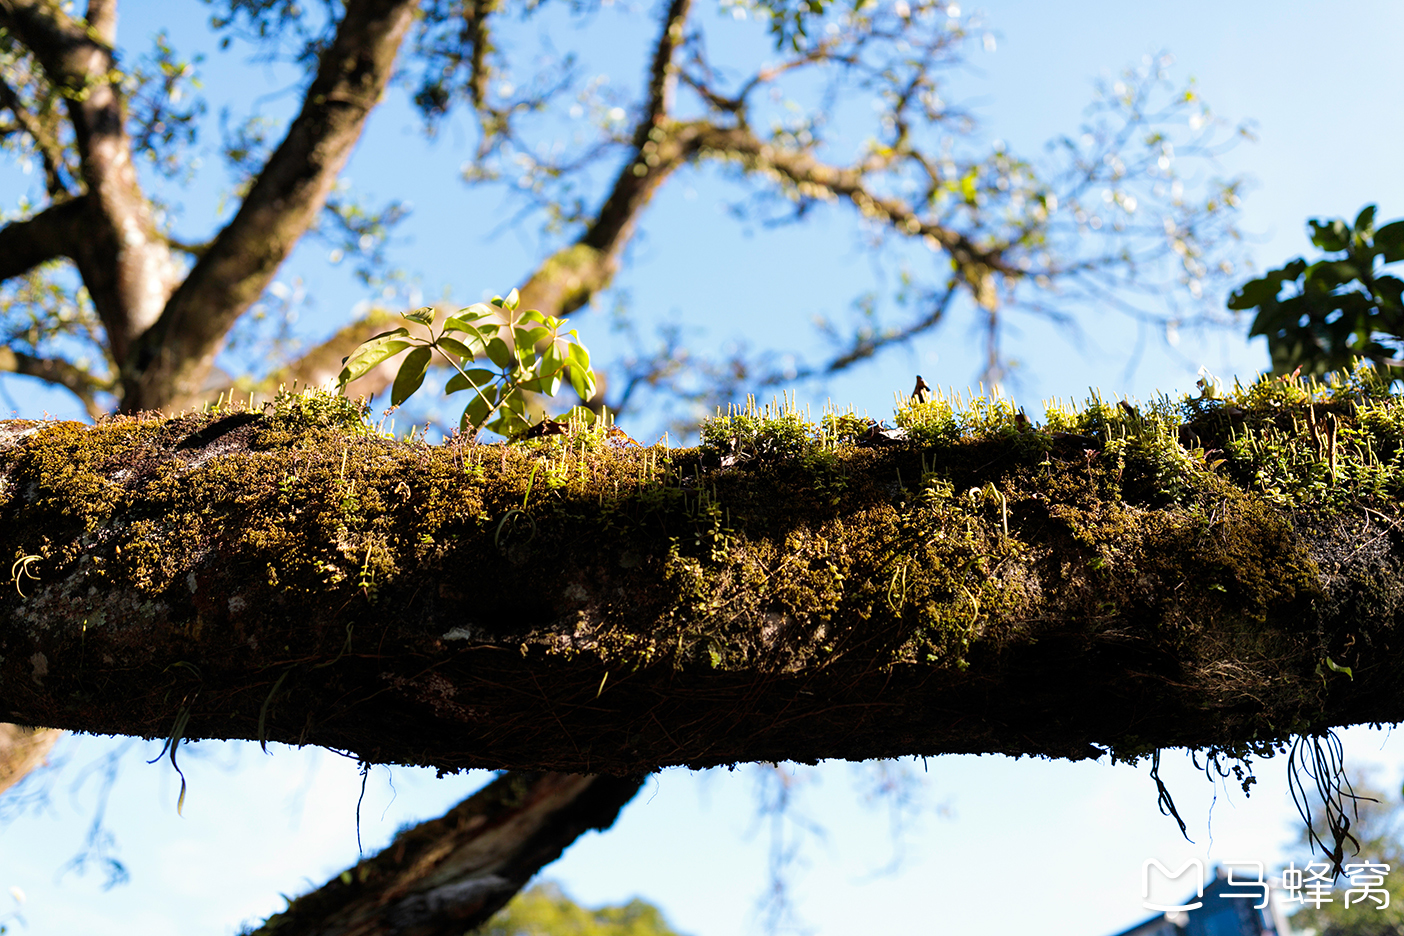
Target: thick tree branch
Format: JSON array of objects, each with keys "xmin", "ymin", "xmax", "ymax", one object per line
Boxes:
[
  {"xmin": 226, "ymin": 306, "xmax": 402, "ymax": 403},
  {"xmin": 0, "ymin": 0, "xmax": 181, "ymax": 363},
  {"xmin": 122, "ymin": 0, "xmax": 419, "ymax": 413},
  {"xmin": 248, "ymin": 771, "xmax": 644, "ymax": 936},
  {"xmin": 0, "ymin": 347, "xmax": 106, "ymax": 418},
  {"xmin": 3, "ymin": 390, "xmax": 1402, "ymax": 774},
  {"xmin": 0, "ymin": 196, "xmax": 85, "ymax": 281}
]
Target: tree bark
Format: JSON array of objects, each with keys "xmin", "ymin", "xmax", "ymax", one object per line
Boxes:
[
  {"xmin": 121, "ymin": 0, "xmax": 419, "ymax": 413},
  {"xmin": 248, "ymin": 770, "xmax": 644, "ymax": 936},
  {"xmin": 0, "ymin": 197, "xmax": 87, "ymax": 281},
  {"xmin": 3, "ymin": 393, "xmax": 1400, "ymax": 774}
]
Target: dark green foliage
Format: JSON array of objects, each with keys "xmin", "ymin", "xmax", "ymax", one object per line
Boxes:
[{"xmin": 1230, "ymin": 205, "xmax": 1404, "ymax": 376}]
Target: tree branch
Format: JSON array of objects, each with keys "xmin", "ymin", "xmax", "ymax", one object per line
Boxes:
[
  {"xmin": 2, "ymin": 393, "xmax": 1398, "ymax": 773},
  {"xmin": 0, "ymin": 347, "xmax": 107, "ymax": 418},
  {"xmin": 121, "ymin": 0, "xmax": 419, "ymax": 413},
  {"xmin": 0, "ymin": 197, "xmax": 85, "ymax": 281},
  {"xmin": 0, "ymin": 0, "xmax": 181, "ymax": 363},
  {"xmin": 692, "ymin": 123, "xmax": 1014, "ymax": 285},
  {"xmin": 514, "ymin": 0, "xmax": 697, "ymax": 323},
  {"xmin": 577, "ymin": 0, "xmax": 694, "ymax": 262},
  {"xmin": 0, "ymin": 73, "xmax": 72, "ymax": 197},
  {"xmin": 248, "ymin": 771, "xmax": 644, "ymax": 935},
  {"xmin": 236, "ymin": 306, "xmax": 403, "ymax": 402}
]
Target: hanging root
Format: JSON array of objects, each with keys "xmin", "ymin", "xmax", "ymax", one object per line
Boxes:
[
  {"xmin": 1288, "ymin": 730, "xmax": 1367, "ymax": 877},
  {"xmin": 1151, "ymin": 750, "xmax": 1191, "ymax": 841}
]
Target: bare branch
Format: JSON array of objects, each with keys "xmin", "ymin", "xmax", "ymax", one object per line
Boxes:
[
  {"xmin": 514, "ymin": 0, "xmax": 699, "ymax": 320},
  {"xmin": 246, "ymin": 772, "xmax": 644, "ymax": 936},
  {"xmin": 641, "ymin": 0, "xmax": 691, "ymax": 131},
  {"xmin": 691, "ymin": 122, "xmax": 1012, "ymax": 291},
  {"xmin": 575, "ymin": 0, "xmax": 696, "ymax": 261},
  {"xmin": 0, "ymin": 346, "xmax": 107, "ymax": 418},
  {"xmin": 0, "ymin": 197, "xmax": 85, "ymax": 281},
  {"xmin": 122, "ymin": 0, "xmax": 419, "ymax": 412}
]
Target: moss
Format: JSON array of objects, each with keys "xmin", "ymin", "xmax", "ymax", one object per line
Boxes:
[{"xmin": 5, "ymin": 369, "xmax": 1404, "ymax": 772}]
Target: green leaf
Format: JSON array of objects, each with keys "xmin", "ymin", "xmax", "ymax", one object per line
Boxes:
[
  {"xmin": 518, "ymin": 309, "xmax": 547, "ymax": 326},
  {"xmin": 391, "ymin": 346, "xmax": 433, "ymax": 406},
  {"xmin": 1324, "ymin": 656, "xmax": 1354, "ymax": 679},
  {"xmin": 1228, "ymin": 261, "xmax": 1307, "ymax": 312},
  {"xmin": 337, "ymin": 328, "xmax": 413, "ymax": 386},
  {"xmin": 1310, "ymin": 217, "xmax": 1351, "ymax": 253},
  {"xmin": 514, "ymin": 326, "xmax": 551, "ymax": 352},
  {"xmin": 403, "ymin": 306, "xmax": 436, "ymax": 326},
  {"xmin": 502, "ymin": 288, "xmax": 520, "ymax": 311},
  {"xmin": 1354, "ymin": 204, "xmax": 1378, "ymax": 236},
  {"xmin": 441, "ymin": 320, "xmax": 487, "ymax": 346},
  {"xmin": 541, "ymin": 342, "xmax": 567, "ymax": 375},
  {"xmin": 562, "ymin": 405, "xmax": 597, "ymax": 425},
  {"xmin": 1376, "ymin": 221, "xmax": 1404, "ymax": 264},
  {"xmin": 436, "ymin": 335, "xmax": 475, "ymax": 360},
  {"xmin": 446, "ymin": 368, "xmax": 496, "ymax": 394},
  {"xmin": 569, "ymin": 366, "xmax": 594, "ymax": 401},
  {"xmin": 486, "ymin": 336, "xmax": 516, "ymax": 369},
  {"xmin": 463, "ymin": 393, "xmax": 493, "ymax": 431},
  {"xmin": 491, "ymin": 410, "xmax": 530, "ymax": 438},
  {"xmin": 519, "ymin": 372, "xmax": 563, "ymax": 396},
  {"xmin": 566, "ymin": 341, "xmax": 591, "ymax": 370}
]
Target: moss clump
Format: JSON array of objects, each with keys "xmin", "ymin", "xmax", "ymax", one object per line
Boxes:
[
  {"xmin": 699, "ymin": 394, "xmax": 817, "ymax": 463},
  {"xmin": 265, "ymin": 387, "xmax": 374, "ymax": 436}
]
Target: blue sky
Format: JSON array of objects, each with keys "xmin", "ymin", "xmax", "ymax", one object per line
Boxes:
[{"xmin": 2, "ymin": 1, "xmax": 1403, "ymax": 934}]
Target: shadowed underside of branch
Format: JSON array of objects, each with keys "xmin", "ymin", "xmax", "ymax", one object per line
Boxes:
[{"xmin": 2, "ymin": 388, "xmax": 1403, "ymax": 776}]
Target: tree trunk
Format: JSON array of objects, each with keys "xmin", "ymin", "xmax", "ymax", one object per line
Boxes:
[
  {"xmin": 248, "ymin": 770, "xmax": 644, "ymax": 936},
  {"xmin": 2, "ymin": 395, "xmax": 1401, "ymax": 774}
]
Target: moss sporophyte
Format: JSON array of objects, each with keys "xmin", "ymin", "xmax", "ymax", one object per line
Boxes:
[{"xmin": 1, "ymin": 363, "xmax": 1403, "ymax": 776}]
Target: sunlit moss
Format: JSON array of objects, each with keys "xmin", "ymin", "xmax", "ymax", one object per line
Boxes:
[{"xmin": 4, "ymin": 369, "xmax": 1404, "ymax": 770}]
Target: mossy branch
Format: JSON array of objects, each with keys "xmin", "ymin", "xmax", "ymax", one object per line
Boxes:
[{"xmin": 2, "ymin": 372, "xmax": 1404, "ymax": 775}]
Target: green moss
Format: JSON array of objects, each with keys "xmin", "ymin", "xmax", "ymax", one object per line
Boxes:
[
  {"xmin": 265, "ymin": 387, "xmax": 375, "ymax": 436},
  {"xmin": 8, "ymin": 366, "xmax": 1404, "ymax": 770}
]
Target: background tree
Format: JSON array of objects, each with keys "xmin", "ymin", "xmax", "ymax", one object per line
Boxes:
[
  {"xmin": 477, "ymin": 881, "xmax": 688, "ymax": 936},
  {"xmin": 1285, "ymin": 772, "xmax": 1404, "ymax": 936},
  {"xmin": 0, "ymin": 0, "xmax": 1284, "ymax": 933},
  {"xmin": 1229, "ymin": 205, "xmax": 1404, "ymax": 379},
  {"xmin": 0, "ymin": 0, "xmax": 1247, "ymax": 423}
]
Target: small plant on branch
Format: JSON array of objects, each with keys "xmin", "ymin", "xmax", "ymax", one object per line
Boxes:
[{"xmin": 336, "ymin": 289, "xmax": 597, "ymax": 437}]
